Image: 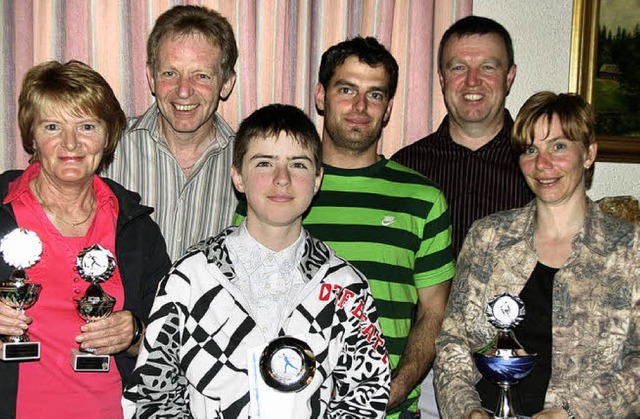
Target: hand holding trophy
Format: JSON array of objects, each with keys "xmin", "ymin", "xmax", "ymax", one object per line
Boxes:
[
  {"xmin": 473, "ymin": 293, "xmax": 536, "ymax": 419},
  {"xmin": 71, "ymin": 244, "xmax": 116, "ymax": 372},
  {"xmin": 0, "ymin": 228, "xmax": 43, "ymax": 361}
]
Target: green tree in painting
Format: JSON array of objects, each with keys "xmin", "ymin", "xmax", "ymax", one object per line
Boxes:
[{"xmin": 595, "ymin": 24, "xmax": 640, "ymax": 136}]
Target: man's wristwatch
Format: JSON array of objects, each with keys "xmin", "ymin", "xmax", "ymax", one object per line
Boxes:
[{"xmin": 562, "ymin": 401, "xmax": 576, "ymax": 419}]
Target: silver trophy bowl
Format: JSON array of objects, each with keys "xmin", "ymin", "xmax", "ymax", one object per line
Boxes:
[
  {"xmin": 474, "ymin": 330, "xmax": 536, "ymax": 418},
  {"xmin": 75, "ymin": 283, "xmax": 116, "ymax": 323}
]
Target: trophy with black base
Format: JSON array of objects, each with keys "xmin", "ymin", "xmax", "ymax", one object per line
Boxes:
[
  {"xmin": 473, "ymin": 293, "xmax": 536, "ymax": 419},
  {"xmin": 71, "ymin": 244, "xmax": 116, "ymax": 372},
  {"xmin": 0, "ymin": 228, "xmax": 43, "ymax": 361}
]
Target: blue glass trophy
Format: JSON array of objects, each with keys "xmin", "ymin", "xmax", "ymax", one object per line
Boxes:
[{"xmin": 473, "ymin": 293, "xmax": 536, "ymax": 419}]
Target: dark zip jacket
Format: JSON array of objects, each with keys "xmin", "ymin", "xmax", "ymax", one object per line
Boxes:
[{"xmin": 0, "ymin": 170, "xmax": 171, "ymax": 419}]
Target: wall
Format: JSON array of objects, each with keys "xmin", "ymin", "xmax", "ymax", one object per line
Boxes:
[{"xmin": 475, "ymin": 0, "xmax": 640, "ymax": 200}]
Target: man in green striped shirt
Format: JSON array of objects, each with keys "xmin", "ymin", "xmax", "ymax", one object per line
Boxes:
[
  {"xmin": 309, "ymin": 36, "xmax": 455, "ymax": 419},
  {"xmin": 234, "ymin": 37, "xmax": 455, "ymax": 418},
  {"xmin": 236, "ymin": 37, "xmax": 455, "ymax": 418}
]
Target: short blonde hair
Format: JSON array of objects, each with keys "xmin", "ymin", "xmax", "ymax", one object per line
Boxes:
[
  {"xmin": 512, "ymin": 91, "xmax": 596, "ymax": 183},
  {"xmin": 18, "ymin": 60, "xmax": 126, "ymax": 173}
]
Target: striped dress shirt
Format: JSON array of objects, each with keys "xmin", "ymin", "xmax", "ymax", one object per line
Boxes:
[
  {"xmin": 104, "ymin": 104, "xmax": 237, "ymax": 261},
  {"xmin": 392, "ymin": 111, "xmax": 534, "ymax": 257}
]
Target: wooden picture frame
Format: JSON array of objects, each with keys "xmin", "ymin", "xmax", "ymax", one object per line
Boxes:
[{"xmin": 569, "ymin": 0, "xmax": 640, "ymax": 163}]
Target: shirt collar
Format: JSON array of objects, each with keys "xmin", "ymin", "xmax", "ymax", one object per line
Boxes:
[
  {"xmin": 128, "ymin": 103, "xmax": 233, "ymax": 155},
  {"xmin": 437, "ymin": 109, "xmax": 514, "ymax": 152},
  {"xmin": 497, "ymin": 197, "xmax": 620, "ymax": 263},
  {"xmin": 4, "ymin": 163, "xmax": 41, "ymax": 205},
  {"xmin": 3, "ymin": 162, "xmax": 118, "ymax": 214},
  {"xmin": 226, "ymin": 221, "xmax": 306, "ymax": 277}
]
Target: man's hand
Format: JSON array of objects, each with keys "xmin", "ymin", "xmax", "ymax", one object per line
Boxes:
[
  {"xmin": 387, "ymin": 281, "xmax": 451, "ymax": 410},
  {"xmin": 388, "ymin": 373, "xmax": 411, "ymax": 409},
  {"xmin": 75, "ymin": 310, "xmax": 136, "ymax": 355}
]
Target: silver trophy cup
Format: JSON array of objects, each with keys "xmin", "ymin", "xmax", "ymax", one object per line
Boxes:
[
  {"xmin": 71, "ymin": 283, "xmax": 115, "ymax": 372},
  {"xmin": 0, "ymin": 228, "xmax": 43, "ymax": 361},
  {"xmin": 0, "ymin": 269, "xmax": 42, "ymax": 360},
  {"xmin": 71, "ymin": 245, "xmax": 116, "ymax": 372},
  {"xmin": 473, "ymin": 293, "xmax": 536, "ymax": 419}
]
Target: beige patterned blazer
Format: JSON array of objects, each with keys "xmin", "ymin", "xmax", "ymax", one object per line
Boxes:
[{"xmin": 434, "ymin": 198, "xmax": 640, "ymax": 418}]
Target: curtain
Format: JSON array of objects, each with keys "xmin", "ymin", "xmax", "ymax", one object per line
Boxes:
[{"xmin": 0, "ymin": 0, "xmax": 471, "ymax": 172}]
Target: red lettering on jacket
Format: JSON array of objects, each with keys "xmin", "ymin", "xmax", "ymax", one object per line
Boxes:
[
  {"xmin": 336, "ymin": 289, "xmax": 355, "ymax": 308},
  {"xmin": 318, "ymin": 283, "xmax": 332, "ymax": 301}
]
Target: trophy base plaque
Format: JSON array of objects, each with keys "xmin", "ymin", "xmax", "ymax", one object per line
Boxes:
[
  {"xmin": 71, "ymin": 348, "xmax": 110, "ymax": 372},
  {"xmin": 1, "ymin": 341, "xmax": 40, "ymax": 361}
]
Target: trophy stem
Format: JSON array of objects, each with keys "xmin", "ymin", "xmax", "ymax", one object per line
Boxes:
[{"xmin": 494, "ymin": 383, "xmax": 517, "ymax": 419}]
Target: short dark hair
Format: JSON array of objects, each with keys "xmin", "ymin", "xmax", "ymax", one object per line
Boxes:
[
  {"xmin": 438, "ymin": 16, "xmax": 514, "ymax": 72},
  {"xmin": 233, "ymin": 104, "xmax": 322, "ymax": 174},
  {"xmin": 318, "ymin": 36, "xmax": 399, "ymax": 99},
  {"xmin": 147, "ymin": 5, "xmax": 238, "ymax": 81},
  {"xmin": 512, "ymin": 91, "xmax": 596, "ymax": 185},
  {"xmin": 18, "ymin": 60, "xmax": 126, "ymax": 174}
]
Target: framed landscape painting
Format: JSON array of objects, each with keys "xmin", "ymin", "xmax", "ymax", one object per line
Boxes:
[{"xmin": 570, "ymin": 0, "xmax": 640, "ymax": 163}]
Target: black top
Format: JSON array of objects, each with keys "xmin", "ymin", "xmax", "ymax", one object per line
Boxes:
[
  {"xmin": 476, "ymin": 261, "xmax": 557, "ymax": 416},
  {"xmin": 391, "ymin": 111, "xmax": 535, "ymax": 257}
]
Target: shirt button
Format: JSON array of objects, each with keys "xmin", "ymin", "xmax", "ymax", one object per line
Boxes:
[
  {"xmin": 176, "ymin": 236, "xmax": 182, "ymax": 243},
  {"xmin": 265, "ymin": 283, "xmax": 271, "ymax": 290},
  {"xmin": 74, "ymin": 289, "xmax": 81, "ymax": 294},
  {"xmin": 73, "ymin": 278, "xmax": 79, "ymax": 282}
]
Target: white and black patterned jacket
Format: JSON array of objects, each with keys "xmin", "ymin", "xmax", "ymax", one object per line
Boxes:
[{"xmin": 122, "ymin": 227, "xmax": 390, "ymax": 418}]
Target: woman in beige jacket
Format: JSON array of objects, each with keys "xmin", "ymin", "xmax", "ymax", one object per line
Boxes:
[{"xmin": 434, "ymin": 92, "xmax": 639, "ymax": 419}]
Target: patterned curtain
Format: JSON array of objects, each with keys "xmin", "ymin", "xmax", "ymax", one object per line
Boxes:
[{"xmin": 0, "ymin": 0, "xmax": 471, "ymax": 172}]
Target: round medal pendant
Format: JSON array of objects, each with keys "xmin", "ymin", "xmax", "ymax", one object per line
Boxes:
[{"xmin": 259, "ymin": 336, "xmax": 316, "ymax": 392}]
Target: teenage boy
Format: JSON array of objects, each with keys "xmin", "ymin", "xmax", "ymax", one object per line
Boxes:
[
  {"xmin": 236, "ymin": 37, "xmax": 455, "ymax": 418},
  {"xmin": 122, "ymin": 104, "xmax": 390, "ymax": 419}
]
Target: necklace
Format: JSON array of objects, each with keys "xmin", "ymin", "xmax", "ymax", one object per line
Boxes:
[
  {"xmin": 49, "ymin": 206, "xmax": 95, "ymax": 228},
  {"xmin": 33, "ymin": 182, "xmax": 96, "ymax": 228},
  {"xmin": 180, "ymin": 164, "xmax": 195, "ymax": 171}
]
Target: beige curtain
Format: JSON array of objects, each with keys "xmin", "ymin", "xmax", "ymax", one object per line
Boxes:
[{"xmin": 0, "ymin": 0, "xmax": 472, "ymax": 171}]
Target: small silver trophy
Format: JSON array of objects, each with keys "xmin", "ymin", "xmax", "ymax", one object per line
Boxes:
[
  {"xmin": 473, "ymin": 293, "xmax": 536, "ymax": 419},
  {"xmin": 0, "ymin": 228, "xmax": 43, "ymax": 361},
  {"xmin": 259, "ymin": 336, "xmax": 316, "ymax": 392},
  {"xmin": 71, "ymin": 244, "xmax": 116, "ymax": 372}
]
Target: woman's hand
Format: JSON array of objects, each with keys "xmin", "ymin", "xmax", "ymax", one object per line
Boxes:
[
  {"xmin": 463, "ymin": 408, "xmax": 490, "ymax": 419},
  {"xmin": 532, "ymin": 408, "xmax": 569, "ymax": 418},
  {"xmin": 75, "ymin": 310, "xmax": 136, "ymax": 355},
  {"xmin": 0, "ymin": 301, "xmax": 31, "ymax": 347}
]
